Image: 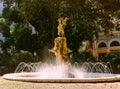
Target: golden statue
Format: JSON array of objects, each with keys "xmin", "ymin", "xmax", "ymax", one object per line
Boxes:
[
  {"xmin": 57, "ymin": 17, "xmax": 69, "ymax": 37},
  {"xmin": 49, "ymin": 17, "xmax": 72, "ymax": 64}
]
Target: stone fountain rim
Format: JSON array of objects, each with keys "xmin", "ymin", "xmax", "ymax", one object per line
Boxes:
[{"xmin": 3, "ymin": 72, "xmax": 120, "ymax": 83}]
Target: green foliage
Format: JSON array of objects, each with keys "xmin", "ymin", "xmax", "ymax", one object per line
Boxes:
[
  {"xmin": 102, "ymin": 51, "xmax": 120, "ymax": 63},
  {"xmin": 1, "ymin": 0, "xmax": 120, "ymax": 53},
  {"xmin": 0, "ymin": 18, "xmax": 6, "ymax": 24},
  {"xmin": 12, "ymin": 50, "xmax": 34, "ymax": 63},
  {"xmin": 66, "ymin": 18, "xmax": 98, "ymax": 52},
  {"xmin": 0, "ymin": 17, "xmax": 10, "ymax": 37},
  {"xmin": 0, "ymin": 50, "xmax": 34, "ymax": 75},
  {"xmin": 0, "ymin": 0, "xmax": 120, "ymax": 65},
  {"xmin": 12, "ymin": 24, "xmax": 33, "ymax": 51},
  {"xmin": 102, "ymin": 51, "xmax": 120, "ymax": 73},
  {"xmin": 71, "ymin": 51, "xmax": 96, "ymax": 63}
]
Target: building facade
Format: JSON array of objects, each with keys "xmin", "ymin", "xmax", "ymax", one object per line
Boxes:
[{"xmin": 92, "ymin": 31, "xmax": 120, "ymax": 58}]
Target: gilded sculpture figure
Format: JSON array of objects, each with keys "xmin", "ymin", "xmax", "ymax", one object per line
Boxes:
[{"xmin": 57, "ymin": 17, "xmax": 69, "ymax": 37}]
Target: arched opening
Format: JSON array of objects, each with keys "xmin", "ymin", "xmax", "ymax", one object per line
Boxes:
[
  {"xmin": 110, "ymin": 41, "xmax": 120, "ymax": 47},
  {"xmin": 98, "ymin": 42, "xmax": 107, "ymax": 48}
]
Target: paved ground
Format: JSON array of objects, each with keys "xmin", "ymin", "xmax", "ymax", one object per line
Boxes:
[{"xmin": 0, "ymin": 77, "xmax": 120, "ymax": 89}]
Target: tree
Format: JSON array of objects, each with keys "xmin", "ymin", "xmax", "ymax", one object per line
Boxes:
[
  {"xmin": 0, "ymin": 0, "xmax": 120, "ymax": 75},
  {"xmin": 0, "ymin": 0, "xmax": 120, "ymax": 57}
]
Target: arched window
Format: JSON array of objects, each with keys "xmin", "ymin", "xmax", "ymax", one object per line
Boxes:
[
  {"xmin": 110, "ymin": 41, "xmax": 120, "ymax": 47},
  {"xmin": 98, "ymin": 42, "xmax": 107, "ymax": 48}
]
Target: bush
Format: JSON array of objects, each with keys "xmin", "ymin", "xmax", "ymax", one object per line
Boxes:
[
  {"xmin": 0, "ymin": 50, "xmax": 34, "ymax": 75},
  {"xmin": 102, "ymin": 51, "xmax": 120, "ymax": 73},
  {"xmin": 70, "ymin": 51, "xmax": 96, "ymax": 63}
]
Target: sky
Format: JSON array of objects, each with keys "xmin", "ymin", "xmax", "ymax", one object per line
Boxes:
[
  {"xmin": 0, "ymin": 2, "xmax": 3, "ymax": 14},
  {"xmin": 0, "ymin": 2, "xmax": 4, "ymax": 43}
]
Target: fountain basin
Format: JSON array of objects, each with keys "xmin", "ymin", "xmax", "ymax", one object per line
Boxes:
[{"xmin": 3, "ymin": 72, "xmax": 120, "ymax": 83}]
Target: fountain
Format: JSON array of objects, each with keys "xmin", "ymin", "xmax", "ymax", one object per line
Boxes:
[{"xmin": 3, "ymin": 17, "xmax": 120, "ymax": 83}]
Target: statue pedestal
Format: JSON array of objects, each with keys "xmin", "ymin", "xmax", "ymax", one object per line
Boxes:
[{"xmin": 49, "ymin": 37, "xmax": 72, "ymax": 64}]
